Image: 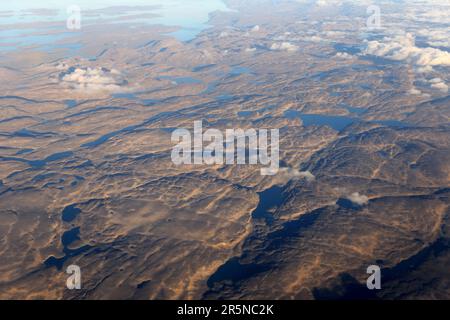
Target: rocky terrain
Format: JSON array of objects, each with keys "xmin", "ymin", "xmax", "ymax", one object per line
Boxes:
[{"xmin": 0, "ymin": 0, "xmax": 449, "ymax": 299}]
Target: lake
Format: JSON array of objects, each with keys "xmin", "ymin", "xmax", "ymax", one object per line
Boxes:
[{"xmin": 284, "ymin": 109, "xmax": 409, "ymax": 131}]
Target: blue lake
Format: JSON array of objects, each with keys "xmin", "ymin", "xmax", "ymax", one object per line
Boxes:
[
  {"xmin": 205, "ymin": 185, "xmax": 285, "ymax": 290},
  {"xmin": 284, "ymin": 110, "xmax": 355, "ymax": 131},
  {"xmin": 158, "ymin": 76, "xmax": 202, "ymax": 85},
  {"xmin": 345, "ymin": 106, "xmax": 366, "ymax": 115},
  {"xmin": 229, "ymin": 66, "xmax": 252, "ymax": 77},
  {"xmin": 284, "ymin": 109, "xmax": 409, "ymax": 131},
  {"xmin": 205, "ymin": 185, "xmax": 320, "ymax": 294},
  {"xmin": 252, "ymin": 185, "xmax": 285, "ymax": 225},
  {"xmin": 62, "ymin": 204, "xmax": 82, "ymax": 222},
  {"xmin": 0, "ymin": 150, "xmax": 73, "ymax": 169},
  {"xmin": 44, "ymin": 226, "xmax": 92, "ymax": 270}
]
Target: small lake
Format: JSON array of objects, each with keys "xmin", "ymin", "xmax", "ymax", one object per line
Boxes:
[
  {"xmin": 205, "ymin": 186, "xmax": 322, "ymax": 295},
  {"xmin": 157, "ymin": 76, "xmax": 202, "ymax": 85},
  {"xmin": 252, "ymin": 185, "xmax": 284, "ymax": 225},
  {"xmin": 205, "ymin": 185, "xmax": 285, "ymax": 292},
  {"xmin": 62, "ymin": 204, "xmax": 82, "ymax": 222},
  {"xmin": 44, "ymin": 226, "xmax": 92, "ymax": 270},
  {"xmin": 284, "ymin": 109, "xmax": 409, "ymax": 131},
  {"xmin": 0, "ymin": 151, "xmax": 73, "ymax": 169},
  {"xmin": 284, "ymin": 110, "xmax": 355, "ymax": 131},
  {"xmin": 229, "ymin": 66, "xmax": 252, "ymax": 77}
]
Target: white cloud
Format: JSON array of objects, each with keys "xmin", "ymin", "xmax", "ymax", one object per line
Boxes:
[
  {"xmin": 409, "ymin": 5, "xmax": 450, "ymax": 24},
  {"xmin": 56, "ymin": 62, "xmax": 69, "ymax": 70},
  {"xmin": 364, "ymin": 33, "xmax": 450, "ymax": 68},
  {"xmin": 335, "ymin": 52, "xmax": 353, "ymax": 59},
  {"xmin": 60, "ymin": 67, "xmax": 126, "ymax": 91},
  {"xmin": 417, "ymin": 29, "xmax": 450, "ymax": 48},
  {"xmin": 346, "ymin": 192, "xmax": 369, "ymax": 206},
  {"xmin": 303, "ymin": 35, "xmax": 323, "ymax": 43},
  {"xmin": 270, "ymin": 42, "xmax": 299, "ymax": 52},
  {"xmin": 416, "ymin": 65, "xmax": 434, "ymax": 73},
  {"xmin": 278, "ymin": 168, "xmax": 316, "ymax": 182},
  {"xmin": 408, "ymin": 88, "xmax": 422, "ymax": 95},
  {"xmin": 316, "ymin": 0, "xmax": 343, "ymax": 7},
  {"xmin": 429, "ymin": 78, "xmax": 449, "ymax": 93},
  {"xmin": 251, "ymin": 25, "xmax": 260, "ymax": 32},
  {"xmin": 323, "ymin": 31, "xmax": 346, "ymax": 37}
]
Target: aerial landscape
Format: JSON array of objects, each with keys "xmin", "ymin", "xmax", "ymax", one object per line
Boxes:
[{"xmin": 0, "ymin": 0, "xmax": 449, "ymax": 300}]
